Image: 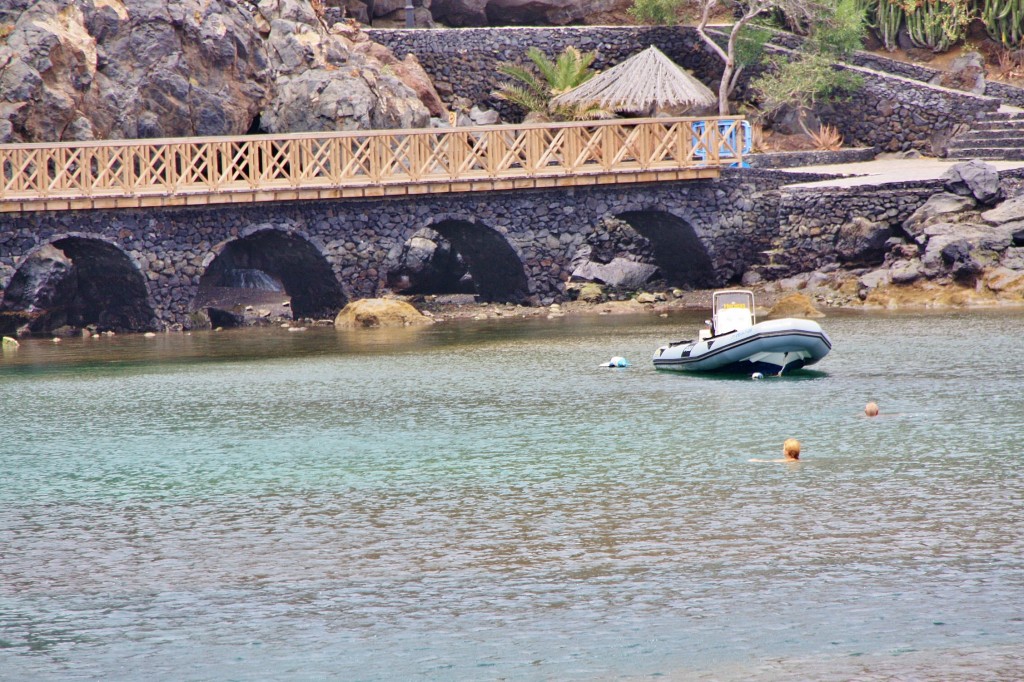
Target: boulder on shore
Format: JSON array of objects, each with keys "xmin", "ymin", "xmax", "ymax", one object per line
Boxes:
[
  {"xmin": 767, "ymin": 293, "xmax": 825, "ymax": 318},
  {"xmin": 942, "ymin": 159, "xmax": 1002, "ymax": 205},
  {"xmin": 570, "ymin": 258, "xmax": 658, "ymax": 290},
  {"xmin": 334, "ymin": 298, "xmax": 433, "ymax": 328}
]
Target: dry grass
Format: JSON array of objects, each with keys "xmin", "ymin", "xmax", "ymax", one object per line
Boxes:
[
  {"xmin": 990, "ymin": 46, "xmax": 1024, "ymax": 83},
  {"xmin": 810, "ymin": 124, "xmax": 844, "ymax": 151},
  {"xmin": 749, "ymin": 123, "xmax": 768, "ymax": 153}
]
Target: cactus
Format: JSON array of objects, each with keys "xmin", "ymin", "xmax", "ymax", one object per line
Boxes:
[
  {"xmin": 870, "ymin": 0, "xmax": 904, "ymax": 51},
  {"xmin": 902, "ymin": 0, "xmax": 971, "ymax": 53},
  {"xmin": 981, "ymin": 0, "xmax": 1024, "ymax": 49}
]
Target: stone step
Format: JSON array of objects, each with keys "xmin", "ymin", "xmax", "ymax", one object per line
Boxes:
[
  {"xmin": 946, "ymin": 147, "xmax": 1024, "ymax": 160},
  {"xmin": 971, "ymin": 121, "xmax": 1024, "ymax": 133},
  {"xmin": 948, "ymin": 135, "xmax": 1024, "ymax": 148},
  {"xmin": 952, "ymin": 131, "xmax": 1024, "ymax": 141},
  {"xmin": 980, "ymin": 111, "xmax": 1024, "ymax": 121}
]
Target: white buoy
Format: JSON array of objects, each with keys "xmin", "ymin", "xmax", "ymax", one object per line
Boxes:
[
  {"xmin": 751, "ymin": 372, "xmax": 764, "ymax": 380},
  {"xmin": 601, "ymin": 356, "xmax": 630, "ymax": 368}
]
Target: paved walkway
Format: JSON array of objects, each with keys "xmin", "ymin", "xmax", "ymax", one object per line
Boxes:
[{"xmin": 782, "ymin": 157, "xmax": 1024, "ymax": 188}]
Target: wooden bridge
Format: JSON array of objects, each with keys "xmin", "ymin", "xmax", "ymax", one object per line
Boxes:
[{"xmin": 0, "ymin": 117, "xmax": 747, "ymax": 213}]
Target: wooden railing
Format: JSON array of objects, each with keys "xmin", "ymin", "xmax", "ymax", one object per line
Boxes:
[{"xmin": 0, "ymin": 117, "xmax": 747, "ymax": 212}]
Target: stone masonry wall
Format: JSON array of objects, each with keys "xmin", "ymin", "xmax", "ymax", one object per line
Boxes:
[
  {"xmin": 372, "ymin": 26, "xmax": 1002, "ymax": 153},
  {"xmin": 1, "ymin": 170, "xmax": 809, "ymax": 329},
  {"xmin": 368, "ymin": 26, "xmax": 718, "ymax": 121},
  {"xmin": 767, "ymin": 182, "xmax": 941, "ymax": 274}
]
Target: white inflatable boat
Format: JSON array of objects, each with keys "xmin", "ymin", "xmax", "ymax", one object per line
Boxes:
[{"xmin": 653, "ymin": 290, "xmax": 832, "ymax": 375}]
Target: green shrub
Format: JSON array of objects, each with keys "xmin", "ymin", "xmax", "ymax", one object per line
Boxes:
[{"xmin": 627, "ymin": 0, "xmax": 682, "ymax": 25}]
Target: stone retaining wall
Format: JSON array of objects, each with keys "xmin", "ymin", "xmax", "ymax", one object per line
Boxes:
[
  {"xmin": 766, "ymin": 29, "xmax": 1024, "ymax": 110},
  {"xmin": 768, "ymin": 183, "xmax": 940, "ymax": 274},
  {"xmin": 371, "ymin": 26, "xmax": 1001, "ymax": 154},
  {"xmin": 766, "ymin": 167, "xmax": 1024, "ymax": 275},
  {"xmin": 368, "ymin": 26, "xmax": 717, "ymax": 120},
  {"xmin": 745, "ymin": 148, "xmax": 878, "ymax": 169}
]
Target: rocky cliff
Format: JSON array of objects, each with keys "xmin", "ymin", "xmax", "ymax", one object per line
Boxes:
[{"xmin": 0, "ymin": 0, "xmax": 439, "ymax": 142}]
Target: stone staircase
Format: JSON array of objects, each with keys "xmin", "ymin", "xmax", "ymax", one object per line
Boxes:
[{"xmin": 946, "ymin": 111, "xmax": 1024, "ymax": 160}]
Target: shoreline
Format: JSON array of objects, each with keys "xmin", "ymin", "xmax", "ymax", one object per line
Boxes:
[
  {"xmin": 414, "ymin": 276, "xmax": 1024, "ymax": 324},
  {"xmin": 5, "ymin": 278, "xmax": 1023, "ymax": 341}
]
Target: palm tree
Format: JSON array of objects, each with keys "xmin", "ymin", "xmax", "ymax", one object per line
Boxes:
[{"xmin": 494, "ymin": 47, "xmax": 612, "ymax": 121}]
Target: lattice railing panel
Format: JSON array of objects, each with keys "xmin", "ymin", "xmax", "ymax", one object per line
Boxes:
[{"xmin": 0, "ymin": 117, "xmax": 745, "ymax": 206}]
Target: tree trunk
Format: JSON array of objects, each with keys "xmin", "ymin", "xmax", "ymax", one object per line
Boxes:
[{"xmin": 718, "ymin": 60, "xmax": 734, "ymax": 116}]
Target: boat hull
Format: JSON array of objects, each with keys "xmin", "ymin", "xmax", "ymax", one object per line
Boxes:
[{"xmin": 653, "ymin": 318, "xmax": 832, "ymax": 374}]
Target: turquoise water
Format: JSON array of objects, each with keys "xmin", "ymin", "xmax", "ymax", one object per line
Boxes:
[{"xmin": 1, "ymin": 310, "xmax": 1022, "ymax": 680}]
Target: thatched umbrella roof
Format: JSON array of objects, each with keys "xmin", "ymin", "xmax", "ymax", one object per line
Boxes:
[{"xmin": 551, "ymin": 46, "xmax": 716, "ymax": 114}]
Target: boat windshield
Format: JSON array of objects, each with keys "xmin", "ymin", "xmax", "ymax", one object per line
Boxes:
[{"xmin": 712, "ymin": 290, "xmax": 755, "ymax": 334}]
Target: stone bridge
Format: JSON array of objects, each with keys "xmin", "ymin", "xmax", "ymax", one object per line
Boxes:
[{"xmin": 0, "ymin": 169, "xmax": 798, "ymax": 333}]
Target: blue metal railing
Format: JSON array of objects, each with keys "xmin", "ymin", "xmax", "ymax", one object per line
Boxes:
[{"xmin": 691, "ymin": 119, "xmax": 751, "ymax": 166}]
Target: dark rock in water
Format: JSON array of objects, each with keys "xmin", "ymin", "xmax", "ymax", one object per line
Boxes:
[
  {"xmin": 192, "ymin": 287, "xmax": 293, "ymax": 328},
  {"xmin": 835, "ymin": 217, "xmax": 893, "ymax": 266},
  {"xmin": 942, "ymin": 160, "xmax": 1002, "ymax": 205}
]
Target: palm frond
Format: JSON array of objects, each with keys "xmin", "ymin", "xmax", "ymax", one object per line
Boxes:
[
  {"xmin": 493, "ymin": 82, "xmax": 548, "ymax": 113},
  {"xmin": 526, "ymin": 47, "xmax": 560, "ymax": 88},
  {"xmin": 496, "ymin": 46, "xmax": 603, "ymax": 121}
]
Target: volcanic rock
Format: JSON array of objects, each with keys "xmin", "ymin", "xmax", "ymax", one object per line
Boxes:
[
  {"xmin": 485, "ymin": 0, "xmax": 631, "ymax": 25},
  {"xmin": 835, "ymin": 217, "xmax": 893, "ymax": 265},
  {"xmin": 766, "ymin": 293, "xmax": 824, "ymax": 318},
  {"xmin": 941, "ymin": 159, "xmax": 1002, "ymax": 205},
  {"xmin": 980, "ymin": 196, "xmax": 1024, "ymax": 225},
  {"xmin": 570, "ymin": 258, "xmax": 658, "ymax": 290},
  {"xmin": 430, "ymin": 0, "xmax": 488, "ymax": 25},
  {"xmin": 0, "ymin": 0, "xmax": 433, "ymax": 142},
  {"xmin": 902, "ymin": 193, "xmax": 976, "ymax": 243},
  {"xmin": 334, "ymin": 298, "xmax": 434, "ymax": 327}
]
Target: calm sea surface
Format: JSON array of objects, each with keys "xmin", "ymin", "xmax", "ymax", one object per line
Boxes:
[{"xmin": 1, "ymin": 309, "xmax": 1022, "ymax": 681}]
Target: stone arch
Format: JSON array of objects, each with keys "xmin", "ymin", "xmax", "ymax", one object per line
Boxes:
[
  {"xmin": 0, "ymin": 235, "xmax": 156, "ymax": 335},
  {"xmin": 196, "ymin": 226, "xmax": 346, "ymax": 321},
  {"xmin": 392, "ymin": 217, "xmax": 530, "ymax": 303},
  {"xmin": 615, "ymin": 209, "xmax": 716, "ymax": 288}
]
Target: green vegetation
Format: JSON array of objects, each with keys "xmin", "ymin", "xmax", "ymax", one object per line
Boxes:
[
  {"xmin": 809, "ymin": 0, "xmax": 870, "ymax": 57},
  {"xmin": 628, "ymin": 0, "xmax": 683, "ymax": 24},
  {"xmin": 980, "ymin": 0, "xmax": 1024, "ymax": 47},
  {"xmin": 750, "ymin": 1, "xmax": 865, "ymax": 137},
  {"xmin": 750, "ymin": 53, "xmax": 864, "ymax": 132},
  {"xmin": 627, "ymin": 0, "xmax": 838, "ymax": 115},
  {"xmin": 493, "ymin": 46, "xmax": 612, "ymax": 121},
  {"xmin": 629, "ymin": 0, "xmax": 1024, "ymax": 60},
  {"xmin": 903, "ymin": 0, "xmax": 972, "ymax": 52},
  {"xmin": 868, "ymin": 0, "xmax": 905, "ymax": 50}
]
